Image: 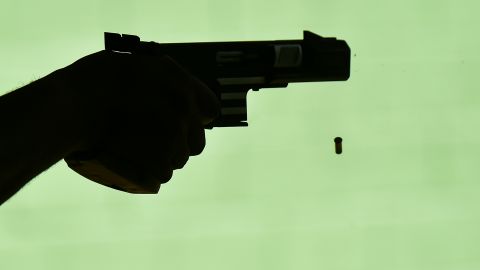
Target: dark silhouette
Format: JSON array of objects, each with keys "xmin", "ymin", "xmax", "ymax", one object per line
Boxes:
[
  {"xmin": 0, "ymin": 52, "xmax": 220, "ymax": 205},
  {"xmin": 0, "ymin": 31, "xmax": 350, "ymax": 204},
  {"xmin": 66, "ymin": 31, "xmax": 350, "ymax": 194}
]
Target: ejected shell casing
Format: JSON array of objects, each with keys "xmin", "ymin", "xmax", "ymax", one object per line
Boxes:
[{"xmin": 334, "ymin": 137, "xmax": 343, "ymax": 154}]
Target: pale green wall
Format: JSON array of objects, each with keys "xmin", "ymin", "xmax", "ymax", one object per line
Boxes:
[{"xmin": 1, "ymin": 0, "xmax": 479, "ymax": 269}]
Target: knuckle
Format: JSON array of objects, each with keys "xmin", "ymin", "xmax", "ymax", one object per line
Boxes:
[
  {"xmin": 172, "ymin": 151, "xmax": 190, "ymax": 169},
  {"xmin": 159, "ymin": 169, "xmax": 173, "ymax": 184},
  {"xmin": 190, "ymin": 131, "xmax": 206, "ymax": 156}
]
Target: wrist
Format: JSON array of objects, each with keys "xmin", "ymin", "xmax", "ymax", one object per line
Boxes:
[{"xmin": 42, "ymin": 68, "xmax": 100, "ymax": 154}]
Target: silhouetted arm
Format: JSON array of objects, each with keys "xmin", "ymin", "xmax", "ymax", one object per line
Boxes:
[
  {"xmin": 0, "ymin": 51, "xmax": 220, "ymax": 206},
  {"xmin": 0, "ymin": 70, "xmax": 88, "ymax": 205}
]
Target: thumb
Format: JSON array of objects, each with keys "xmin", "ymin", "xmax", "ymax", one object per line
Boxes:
[
  {"xmin": 160, "ymin": 55, "xmax": 221, "ymax": 126},
  {"xmin": 195, "ymin": 80, "xmax": 221, "ymax": 126}
]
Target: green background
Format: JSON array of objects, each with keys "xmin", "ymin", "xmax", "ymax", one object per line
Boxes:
[{"xmin": 1, "ymin": 0, "xmax": 479, "ymax": 269}]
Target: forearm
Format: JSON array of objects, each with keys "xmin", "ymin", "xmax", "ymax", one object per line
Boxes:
[{"xmin": 0, "ymin": 70, "xmax": 85, "ymax": 204}]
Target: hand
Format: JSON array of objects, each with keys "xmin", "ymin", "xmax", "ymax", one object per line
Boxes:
[{"xmin": 60, "ymin": 50, "xmax": 220, "ymax": 186}]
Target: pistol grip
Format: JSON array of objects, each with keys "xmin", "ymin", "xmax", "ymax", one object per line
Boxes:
[{"xmin": 64, "ymin": 151, "xmax": 161, "ymax": 194}]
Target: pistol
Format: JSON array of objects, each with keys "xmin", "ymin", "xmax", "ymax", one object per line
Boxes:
[{"xmin": 64, "ymin": 31, "xmax": 351, "ymax": 194}]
